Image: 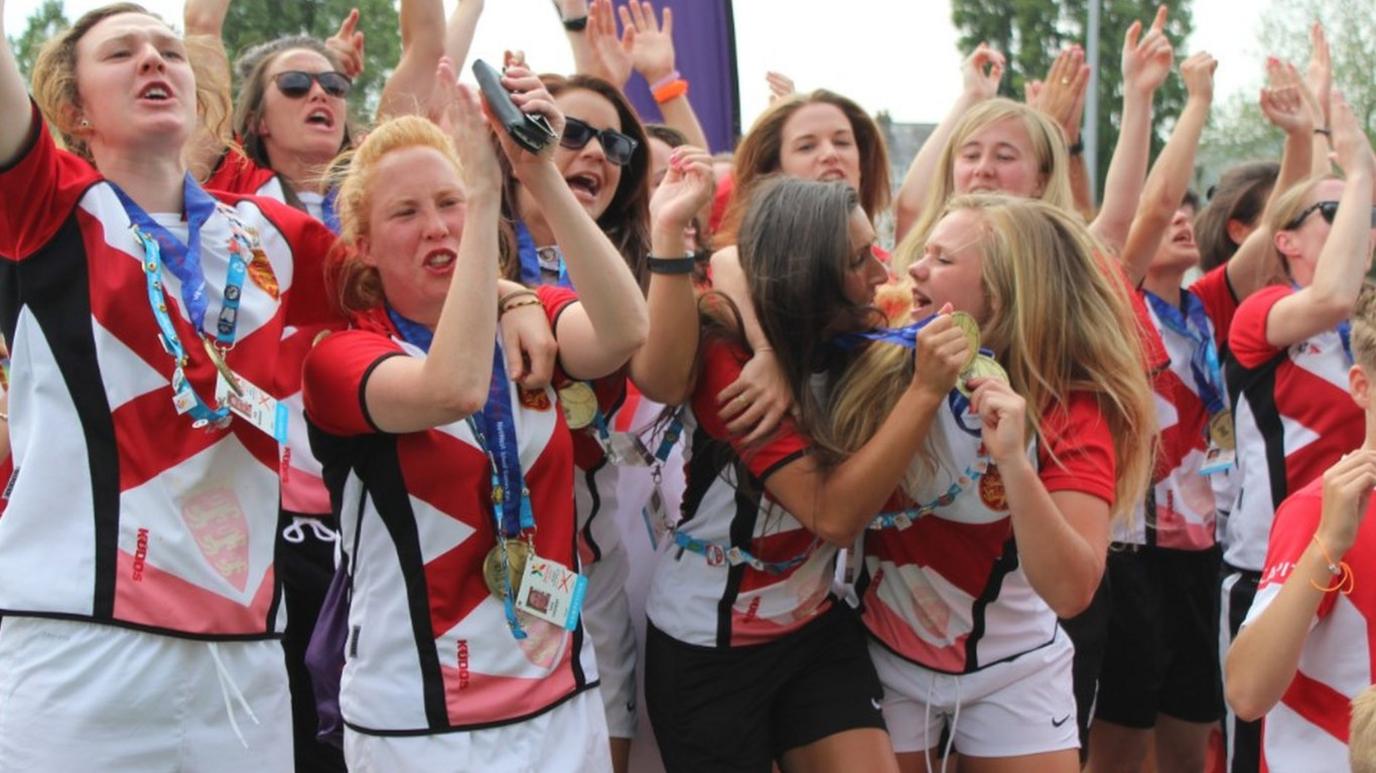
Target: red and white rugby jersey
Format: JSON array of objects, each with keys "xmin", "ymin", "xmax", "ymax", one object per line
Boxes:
[
  {"xmin": 1117, "ymin": 266, "xmax": 1240, "ymax": 548},
  {"xmin": 0, "ymin": 106, "xmax": 339, "ymax": 638},
  {"xmin": 1224, "ymin": 285, "xmax": 1362, "ymax": 572},
  {"xmin": 645, "ymin": 337, "xmax": 835, "ymax": 649},
  {"xmin": 301, "ymin": 291, "xmax": 598, "ymax": 734},
  {"xmin": 859, "ymin": 392, "xmax": 1116, "ymax": 674},
  {"xmin": 1242, "ymin": 476, "xmax": 1375, "ymax": 771},
  {"xmin": 205, "ymin": 147, "xmax": 334, "ymax": 518}
]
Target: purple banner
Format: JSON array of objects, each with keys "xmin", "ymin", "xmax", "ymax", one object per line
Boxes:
[{"xmin": 623, "ymin": 0, "xmax": 738, "ymax": 154}]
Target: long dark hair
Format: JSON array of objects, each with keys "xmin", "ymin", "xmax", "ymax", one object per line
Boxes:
[
  {"xmin": 1196, "ymin": 161, "xmax": 1278, "ymax": 272},
  {"xmin": 499, "ymin": 74, "xmax": 652, "ymax": 284}
]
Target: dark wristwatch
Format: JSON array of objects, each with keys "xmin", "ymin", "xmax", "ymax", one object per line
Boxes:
[{"xmin": 1068, "ymin": 139, "xmax": 1085, "ymax": 157}]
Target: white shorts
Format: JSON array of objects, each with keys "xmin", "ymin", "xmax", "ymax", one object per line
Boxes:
[
  {"xmin": 344, "ymin": 687, "xmax": 612, "ymax": 772},
  {"xmin": 582, "ymin": 541, "xmax": 639, "ymax": 739},
  {"xmin": 871, "ymin": 632, "xmax": 1079, "ymax": 757},
  {"xmin": 0, "ymin": 615, "xmax": 292, "ymax": 773}
]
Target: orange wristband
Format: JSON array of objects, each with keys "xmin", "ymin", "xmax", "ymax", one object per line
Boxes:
[{"xmin": 653, "ymin": 79, "xmax": 689, "ymax": 104}]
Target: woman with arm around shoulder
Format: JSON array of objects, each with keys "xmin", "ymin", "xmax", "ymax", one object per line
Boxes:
[
  {"xmin": 301, "ymin": 73, "xmax": 644, "ymax": 771},
  {"xmin": 831, "ymin": 195, "xmax": 1155, "ymax": 773},
  {"xmin": 644, "ymin": 176, "xmax": 970, "ymax": 773}
]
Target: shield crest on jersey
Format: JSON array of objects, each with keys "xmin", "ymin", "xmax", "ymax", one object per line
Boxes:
[{"xmin": 180, "ymin": 486, "xmax": 251, "ymax": 592}]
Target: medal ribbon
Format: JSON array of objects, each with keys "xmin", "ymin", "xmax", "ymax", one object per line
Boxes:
[
  {"xmin": 114, "ymin": 174, "xmax": 249, "ymax": 427},
  {"xmin": 515, "ymin": 220, "xmax": 572, "ymax": 288},
  {"xmin": 672, "ymin": 530, "xmax": 821, "ymax": 574},
  {"xmin": 869, "ymin": 455, "xmax": 991, "ymax": 530},
  {"xmin": 1143, "ymin": 290, "xmax": 1226, "ymax": 417},
  {"xmin": 387, "ymin": 308, "xmax": 534, "ymax": 639},
  {"xmin": 320, "ymin": 187, "xmax": 342, "ymax": 235}
]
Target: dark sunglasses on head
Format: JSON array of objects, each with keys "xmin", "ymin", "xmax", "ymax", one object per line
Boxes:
[
  {"xmin": 560, "ymin": 117, "xmax": 638, "ymax": 167},
  {"xmin": 273, "ymin": 70, "xmax": 352, "ymax": 99},
  {"xmin": 1285, "ymin": 200, "xmax": 1376, "ymax": 230}
]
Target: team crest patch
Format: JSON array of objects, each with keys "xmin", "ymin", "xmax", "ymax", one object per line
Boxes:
[
  {"xmin": 979, "ymin": 463, "xmax": 1009, "ymax": 512},
  {"xmin": 519, "ymin": 388, "xmax": 552, "ymax": 411},
  {"xmin": 180, "ymin": 486, "xmax": 250, "ymax": 591},
  {"xmin": 231, "ymin": 237, "xmax": 279, "ymax": 300}
]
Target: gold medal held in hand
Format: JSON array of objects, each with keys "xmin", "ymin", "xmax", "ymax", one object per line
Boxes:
[
  {"xmin": 558, "ymin": 382, "xmax": 598, "ymax": 429},
  {"xmin": 1209, "ymin": 409, "xmax": 1235, "ymax": 451},
  {"xmin": 949, "ymin": 311, "xmax": 982, "ymax": 371},
  {"xmin": 957, "ymin": 354, "xmax": 1009, "ymax": 397},
  {"xmin": 483, "ymin": 540, "xmax": 531, "ymax": 599}
]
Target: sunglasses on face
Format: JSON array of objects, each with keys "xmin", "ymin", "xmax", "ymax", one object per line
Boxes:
[
  {"xmin": 560, "ymin": 117, "xmax": 638, "ymax": 167},
  {"xmin": 1285, "ymin": 200, "xmax": 1376, "ymax": 230},
  {"xmin": 273, "ymin": 70, "xmax": 352, "ymax": 99}
]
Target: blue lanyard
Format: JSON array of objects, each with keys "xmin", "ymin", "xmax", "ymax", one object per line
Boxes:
[
  {"xmin": 387, "ymin": 307, "xmax": 535, "ymax": 639},
  {"xmin": 672, "ymin": 530, "xmax": 820, "ymax": 574},
  {"xmin": 869, "ymin": 455, "xmax": 991, "ymax": 530},
  {"xmin": 653, "ymin": 414, "xmax": 683, "ymax": 464},
  {"xmin": 1143, "ymin": 290, "xmax": 1226, "ymax": 415},
  {"xmin": 320, "ymin": 187, "xmax": 341, "ymax": 235},
  {"xmin": 515, "ymin": 220, "xmax": 571, "ymax": 288},
  {"xmin": 114, "ymin": 175, "xmax": 249, "ymax": 428}
]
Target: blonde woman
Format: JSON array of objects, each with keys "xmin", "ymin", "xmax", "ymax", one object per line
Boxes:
[{"xmin": 834, "ymin": 195, "xmax": 1155, "ymax": 772}]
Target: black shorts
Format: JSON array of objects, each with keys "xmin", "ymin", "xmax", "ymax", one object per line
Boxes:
[
  {"xmin": 644, "ymin": 603, "xmax": 886, "ymax": 773},
  {"xmin": 1094, "ymin": 544, "xmax": 1224, "ymax": 728}
]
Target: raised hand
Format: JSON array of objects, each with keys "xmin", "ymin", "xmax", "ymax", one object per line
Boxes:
[
  {"xmin": 962, "ymin": 42, "xmax": 1005, "ymax": 102},
  {"xmin": 1180, "ymin": 50, "xmax": 1217, "ymax": 104},
  {"xmin": 650, "ymin": 145, "xmax": 714, "ymax": 237},
  {"xmin": 1305, "ymin": 21, "xmax": 1333, "ymax": 127},
  {"xmin": 325, "ymin": 8, "xmax": 366, "ymax": 80},
  {"xmin": 585, "ymin": 0, "xmax": 634, "ymax": 87},
  {"xmin": 1030, "ymin": 45, "xmax": 1090, "ymax": 143},
  {"xmin": 620, "ymin": 0, "xmax": 675, "ymax": 84},
  {"xmin": 1260, "ymin": 58, "xmax": 1313, "ymax": 136},
  {"xmin": 1122, "ymin": 5, "xmax": 1173, "ymax": 97},
  {"xmin": 766, "ymin": 71, "xmax": 796, "ymax": 103},
  {"xmin": 433, "ymin": 57, "xmax": 500, "ymax": 195},
  {"xmin": 1328, "ymin": 91, "xmax": 1374, "ymax": 175},
  {"xmin": 1317, "ymin": 449, "xmax": 1376, "ymax": 557},
  {"xmin": 485, "ymin": 64, "xmax": 565, "ymax": 177}
]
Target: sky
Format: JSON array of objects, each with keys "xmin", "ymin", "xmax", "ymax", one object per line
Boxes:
[{"xmin": 3, "ymin": 0, "xmax": 1266, "ymax": 127}]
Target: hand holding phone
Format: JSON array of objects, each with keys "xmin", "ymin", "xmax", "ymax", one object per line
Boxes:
[{"xmin": 472, "ymin": 59, "xmax": 557, "ymax": 154}]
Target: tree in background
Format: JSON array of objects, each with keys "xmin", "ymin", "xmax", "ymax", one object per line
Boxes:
[
  {"xmin": 219, "ymin": 0, "xmax": 399, "ymax": 116},
  {"xmin": 7, "ymin": 0, "xmax": 67, "ymax": 81},
  {"xmin": 949, "ymin": 0, "xmax": 1194, "ymax": 199},
  {"xmin": 1199, "ymin": 0, "xmax": 1376, "ymax": 188}
]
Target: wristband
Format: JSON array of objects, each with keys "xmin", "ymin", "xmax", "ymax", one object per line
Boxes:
[
  {"xmin": 646, "ymin": 254, "xmax": 696, "ymax": 275},
  {"xmin": 1315, "ymin": 127, "xmax": 1332, "ymax": 138},
  {"xmin": 1308, "ymin": 534, "xmax": 1355, "ymax": 594},
  {"xmin": 499, "ymin": 297, "xmax": 544, "ymax": 317},
  {"xmin": 653, "ymin": 79, "xmax": 689, "ymax": 105},
  {"xmin": 648, "ymin": 70, "xmax": 682, "ymax": 92},
  {"xmin": 1067, "ymin": 139, "xmax": 1084, "ymax": 157},
  {"xmin": 499, "ymin": 288, "xmax": 538, "ymax": 307},
  {"xmin": 562, "ymin": 15, "xmax": 588, "ymax": 31}
]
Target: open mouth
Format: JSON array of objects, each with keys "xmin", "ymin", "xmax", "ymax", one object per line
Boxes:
[
  {"xmin": 1171, "ymin": 230, "xmax": 1196, "ymax": 248},
  {"xmin": 306, "ymin": 108, "xmax": 335, "ymax": 128},
  {"xmin": 910, "ymin": 288, "xmax": 934, "ymax": 317},
  {"xmin": 565, "ymin": 173, "xmax": 603, "ymax": 200},
  {"xmin": 138, "ymin": 82, "xmax": 173, "ymax": 102},
  {"xmin": 818, "ymin": 169, "xmax": 847, "ymax": 182},
  {"xmin": 423, "ymin": 248, "xmax": 457, "ymax": 271}
]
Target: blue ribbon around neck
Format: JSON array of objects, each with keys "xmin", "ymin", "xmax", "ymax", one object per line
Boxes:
[
  {"xmin": 515, "ymin": 220, "xmax": 571, "ymax": 288},
  {"xmin": 321, "ymin": 187, "xmax": 342, "ymax": 235},
  {"xmin": 1143, "ymin": 289, "xmax": 1226, "ymax": 416}
]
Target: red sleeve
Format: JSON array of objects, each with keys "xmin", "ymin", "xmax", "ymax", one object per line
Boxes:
[
  {"xmin": 202, "ymin": 147, "xmax": 278, "ymax": 197},
  {"xmin": 0, "ymin": 103, "xmax": 102, "ymax": 261},
  {"xmin": 1189, "ymin": 264, "xmax": 1241, "ymax": 350},
  {"xmin": 537, "ymin": 284, "xmax": 580, "ymax": 331},
  {"xmin": 1258, "ymin": 480, "xmax": 1337, "ymax": 619},
  {"xmin": 691, "ymin": 337, "xmax": 809, "ymax": 481},
  {"xmin": 302, "ymin": 329, "xmax": 405, "ymax": 436},
  {"xmin": 1037, "ymin": 391, "xmax": 1117, "ymax": 506},
  {"xmin": 1228, "ymin": 284, "xmax": 1292, "ymax": 369}
]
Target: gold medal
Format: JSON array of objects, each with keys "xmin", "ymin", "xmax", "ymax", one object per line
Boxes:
[
  {"xmin": 949, "ymin": 311, "xmax": 982, "ymax": 371},
  {"xmin": 958, "ymin": 354, "xmax": 1008, "ymax": 397},
  {"xmin": 483, "ymin": 540, "xmax": 532, "ymax": 599},
  {"xmin": 558, "ymin": 382, "xmax": 598, "ymax": 430},
  {"xmin": 1209, "ymin": 410, "xmax": 1235, "ymax": 451},
  {"xmin": 202, "ymin": 337, "xmax": 243, "ymax": 397}
]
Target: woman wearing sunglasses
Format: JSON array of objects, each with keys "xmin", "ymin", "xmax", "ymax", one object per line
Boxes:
[
  {"xmin": 1220, "ymin": 92, "xmax": 1376, "ymax": 698},
  {"xmin": 495, "ymin": 68, "xmax": 708, "ymax": 772}
]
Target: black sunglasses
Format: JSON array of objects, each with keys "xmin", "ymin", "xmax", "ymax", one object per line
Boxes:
[
  {"xmin": 273, "ymin": 70, "xmax": 352, "ymax": 99},
  {"xmin": 1285, "ymin": 200, "xmax": 1376, "ymax": 230},
  {"xmin": 560, "ymin": 117, "xmax": 638, "ymax": 167}
]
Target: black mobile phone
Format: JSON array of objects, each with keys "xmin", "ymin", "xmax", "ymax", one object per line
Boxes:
[{"xmin": 471, "ymin": 59, "xmax": 557, "ymax": 154}]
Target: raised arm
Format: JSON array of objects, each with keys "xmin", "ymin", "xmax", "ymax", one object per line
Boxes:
[
  {"xmin": 1028, "ymin": 46, "xmax": 1091, "ymax": 216},
  {"xmin": 620, "ymin": 0, "xmax": 709, "ymax": 152},
  {"xmin": 1304, "ymin": 23, "xmax": 1334, "ymax": 178},
  {"xmin": 496, "ymin": 65, "xmax": 648, "ymax": 379},
  {"xmin": 1223, "ymin": 61, "xmax": 1316, "ymax": 299},
  {"xmin": 182, "ymin": 0, "xmax": 233, "ymax": 180},
  {"xmin": 0, "ymin": 0, "xmax": 34, "ymax": 166},
  {"xmin": 628, "ymin": 145, "xmax": 715, "ymax": 405},
  {"xmin": 1118, "ymin": 51, "xmax": 1215, "ymax": 283},
  {"xmin": 363, "ymin": 65, "xmax": 500, "ymax": 433},
  {"xmin": 893, "ymin": 43, "xmax": 1004, "ymax": 241},
  {"xmin": 376, "ymin": 0, "xmax": 446, "ymax": 120},
  {"xmin": 555, "ymin": 0, "xmax": 599, "ymax": 78},
  {"xmin": 764, "ymin": 315, "xmax": 967, "ymax": 546},
  {"xmin": 1227, "ymin": 451, "xmax": 1376, "ymax": 720},
  {"xmin": 1263, "ymin": 94, "xmax": 1374, "ymax": 348},
  {"xmin": 443, "ymin": 0, "xmax": 484, "ymax": 72},
  {"xmin": 1091, "ymin": 5, "xmax": 1173, "ymax": 253}
]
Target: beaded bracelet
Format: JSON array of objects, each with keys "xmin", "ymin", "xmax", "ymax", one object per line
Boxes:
[
  {"xmin": 1308, "ymin": 534, "xmax": 1355, "ymax": 594},
  {"xmin": 499, "ymin": 297, "xmax": 544, "ymax": 317}
]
